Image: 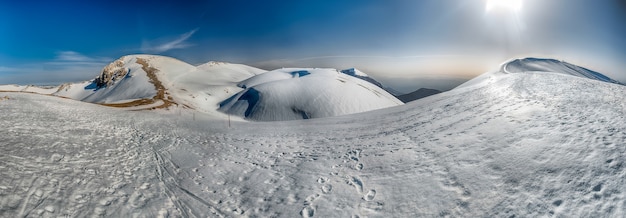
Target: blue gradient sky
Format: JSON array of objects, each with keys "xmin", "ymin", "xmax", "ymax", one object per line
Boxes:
[{"xmin": 1, "ymin": 0, "xmax": 625, "ymax": 91}]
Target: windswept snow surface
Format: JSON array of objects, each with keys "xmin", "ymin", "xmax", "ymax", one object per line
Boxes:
[
  {"xmin": 219, "ymin": 68, "xmax": 403, "ymax": 121},
  {"xmin": 1, "ymin": 67, "xmax": 625, "ymax": 217}
]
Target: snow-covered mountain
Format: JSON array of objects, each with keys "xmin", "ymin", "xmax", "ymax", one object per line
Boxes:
[
  {"xmin": 52, "ymin": 55, "xmax": 265, "ymax": 115},
  {"xmin": 219, "ymin": 68, "xmax": 403, "ymax": 121},
  {"xmin": 0, "ymin": 55, "xmax": 403, "ymax": 120},
  {"xmin": 0, "ymin": 55, "xmax": 265, "ymax": 116},
  {"xmin": 1, "ymin": 57, "xmax": 624, "ymax": 217}
]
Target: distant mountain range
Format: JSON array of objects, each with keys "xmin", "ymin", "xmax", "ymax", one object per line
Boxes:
[{"xmin": 396, "ymin": 88, "xmax": 442, "ymax": 103}]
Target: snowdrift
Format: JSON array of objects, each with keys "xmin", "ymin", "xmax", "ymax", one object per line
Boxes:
[{"xmin": 219, "ymin": 68, "xmax": 403, "ymax": 121}]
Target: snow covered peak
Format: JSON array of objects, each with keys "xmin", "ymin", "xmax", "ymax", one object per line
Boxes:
[
  {"xmin": 220, "ymin": 68, "xmax": 403, "ymax": 121},
  {"xmin": 502, "ymin": 58, "xmax": 624, "ymax": 85},
  {"xmin": 236, "ymin": 68, "xmax": 313, "ymax": 89},
  {"xmin": 340, "ymin": 68, "xmax": 384, "ymax": 88},
  {"xmin": 196, "ymin": 61, "xmax": 230, "ymax": 68},
  {"xmin": 340, "ymin": 68, "xmax": 368, "ymax": 77},
  {"xmin": 50, "ymin": 54, "xmax": 265, "ymax": 113}
]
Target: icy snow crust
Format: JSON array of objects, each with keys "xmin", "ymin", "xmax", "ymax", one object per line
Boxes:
[
  {"xmin": 1, "ymin": 64, "xmax": 625, "ymax": 217},
  {"xmin": 219, "ymin": 68, "xmax": 403, "ymax": 121}
]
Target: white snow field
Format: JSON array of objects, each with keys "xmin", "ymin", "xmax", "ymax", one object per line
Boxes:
[{"xmin": 1, "ymin": 58, "xmax": 625, "ymax": 217}]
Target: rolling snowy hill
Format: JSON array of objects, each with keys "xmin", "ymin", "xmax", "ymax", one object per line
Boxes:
[
  {"xmin": 219, "ymin": 68, "xmax": 403, "ymax": 121},
  {"xmin": 0, "ymin": 57, "xmax": 624, "ymax": 217}
]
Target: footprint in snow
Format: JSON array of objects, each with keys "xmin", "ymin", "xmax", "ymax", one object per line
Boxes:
[
  {"xmin": 349, "ymin": 176, "xmax": 364, "ymax": 193},
  {"xmin": 355, "ymin": 163, "xmax": 363, "ymax": 171},
  {"xmin": 363, "ymin": 189, "xmax": 377, "ymax": 201},
  {"xmin": 321, "ymin": 184, "xmax": 333, "ymax": 194},
  {"xmin": 305, "ymin": 193, "xmax": 320, "ymax": 204},
  {"xmin": 317, "ymin": 177, "xmax": 327, "ymax": 184},
  {"xmin": 300, "ymin": 206, "xmax": 315, "ymax": 218}
]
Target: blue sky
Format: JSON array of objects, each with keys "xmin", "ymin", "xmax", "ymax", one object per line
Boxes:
[{"xmin": 1, "ymin": 0, "xmax": 625, "ymax": 91}]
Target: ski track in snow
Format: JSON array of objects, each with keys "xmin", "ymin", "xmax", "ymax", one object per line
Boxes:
[{"xmin": 1, "ymin": 71, "xmax": 625, "ymax": 217}]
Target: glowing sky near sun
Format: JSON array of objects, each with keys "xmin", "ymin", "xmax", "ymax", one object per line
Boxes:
[
  {"xmin": 0, "ymin": 0, "xmax": 625, "ymax": 90},
  {"xmin": 485, "ymin": 0, "xmax": 523, "ymax": 12}
]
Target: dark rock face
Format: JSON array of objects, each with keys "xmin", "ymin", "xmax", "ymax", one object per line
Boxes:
[{"xmin": 94, "ymin": 59, "xmax": 129, "ymax": 88}]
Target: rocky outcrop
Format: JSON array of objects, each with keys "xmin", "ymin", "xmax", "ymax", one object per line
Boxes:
[{"xmin": 94, "ymin": 59, "xmax": 128, "ymax": 88}]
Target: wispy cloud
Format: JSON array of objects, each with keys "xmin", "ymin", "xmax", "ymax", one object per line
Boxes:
[
  {"xmin": 0, "ymin": 66, "xmax": 23, "ymax": 73},
  {"xmin": 0, "ymin": 51, "xmax": 111, "ymax": 85},
  {"xmin": 55, "ymin": 51, "xmax": 95, "ymax": 62},
  {"xmin": 141, "ymin": 28, "xmax": 198, "ymax": 53},
  {"xmin": 53, "ymin": 51, "xmax": 112, "ymax": 63}
]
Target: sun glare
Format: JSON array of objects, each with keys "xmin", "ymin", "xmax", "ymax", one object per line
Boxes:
[{"xmin": 485, "ymin": 0, "xmax": 523, "ymax": 13}]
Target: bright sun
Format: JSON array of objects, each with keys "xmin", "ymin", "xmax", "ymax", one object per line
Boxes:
[{"xmin": 485, "ymin": 0, "xmax": 523, "ymax": 13}]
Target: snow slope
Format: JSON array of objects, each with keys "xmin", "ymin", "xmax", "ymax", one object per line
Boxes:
[
  {"xmin": 219, "ymin": 68, "xmax": 403, "ymax": 121},
  {"xmin": 502, "ymin": 57, "xmax": 624, "ymax": 85},
  {"xmin": 57, "ymin": 56, "xmax": 158, "ymax": 104},
  {"xmin": 1, "ymin": 59, "xmax": 624, "ymax": 217},
  {"xmin": 130, "ymin": 55, "xmax": 265, "ymax": 115},
  {"xmin": 0, "ymin": 85, "xmax": 58, "ymax": 95}
]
